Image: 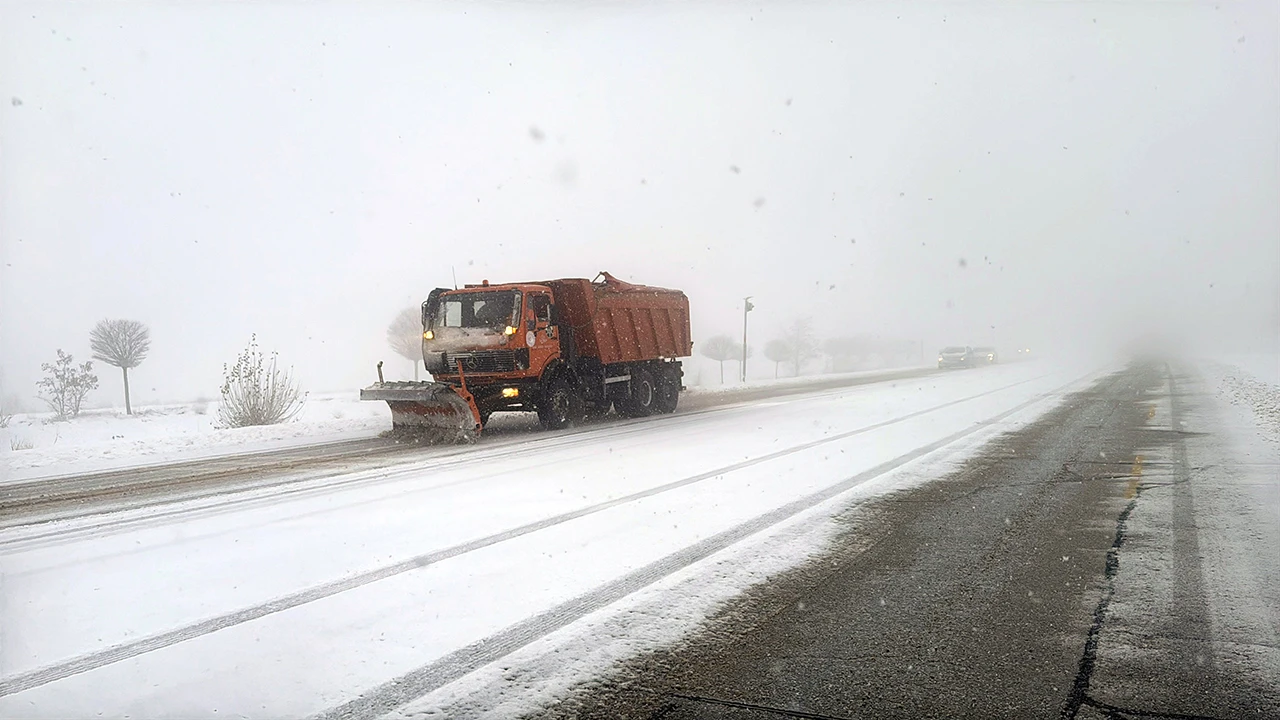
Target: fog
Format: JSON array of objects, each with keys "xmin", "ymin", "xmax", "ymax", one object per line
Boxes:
[{"xmin": 2, "ymin": 1, "xmax": 1276, "ymax": 407}]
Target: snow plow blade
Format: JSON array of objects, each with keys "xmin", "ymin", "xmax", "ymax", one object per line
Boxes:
[{"xmin": 360, "ymin": 381, "xmax": 481, "ymax": 444}]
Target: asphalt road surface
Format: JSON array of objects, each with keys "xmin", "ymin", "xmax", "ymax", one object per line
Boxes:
[{"xmin": 551, "ymin": 361, "xmax": 1280, "ymax": 720}]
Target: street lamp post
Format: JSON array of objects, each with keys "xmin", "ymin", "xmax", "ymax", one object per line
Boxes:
[{"xmin": 742, "ymin": 296, "xmax": 754, "ymax": 383}]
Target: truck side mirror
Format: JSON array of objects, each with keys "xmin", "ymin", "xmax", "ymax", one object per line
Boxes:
[
  {"xmin": 423, "ymin": 288, "xmax": 449, "ymax": 328},
  {"xmin": 549, "ymin": 305, "xmax": 561, "ymax": 325}
]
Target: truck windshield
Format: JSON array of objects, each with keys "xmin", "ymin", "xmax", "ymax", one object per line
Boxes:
[{"xmin": 434, "ymin": 291, "xmax": 521, "ymax": 330}]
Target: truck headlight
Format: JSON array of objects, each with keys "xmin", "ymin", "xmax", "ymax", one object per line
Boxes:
[
  {"xmin": 504, "ymin": 325, "xmax": 517, "ymax": 336},
  {"xmin": 502, "ymin": 387, "xmax": 519, "ymax": 398},
  {"xmin": 423, "ymin": 330, "xmax": 434, "ymax": 340}
]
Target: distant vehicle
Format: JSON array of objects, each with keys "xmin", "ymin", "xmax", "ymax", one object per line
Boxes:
[
  {"xmin": 937, "ymin": 346, "xmax": 976, "ymax": 369},
  {"xmin": 1016, "ymin": 347, "xmax": 1033, "ymax": 359},
  {"xmin": 973, "ymin": 346, "xmax": 999, "ymax": 365}
]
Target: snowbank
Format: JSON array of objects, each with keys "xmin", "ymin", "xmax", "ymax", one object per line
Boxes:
[
  {"xmin": 2, "ymin": 393, "xmax": 389, "ymax": 481},
  {"xmin": 684, "ymin": 363, "xmax": 932, "ymax": 396},
  {"xmin": 1206, "ymin": 354, "xmax": 1280, "ymax": 445}
]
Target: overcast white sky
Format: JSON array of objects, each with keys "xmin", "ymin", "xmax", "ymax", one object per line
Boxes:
[{"xmin": 2, "ymin": 1, "xmax": 1276, "ymax": 406}]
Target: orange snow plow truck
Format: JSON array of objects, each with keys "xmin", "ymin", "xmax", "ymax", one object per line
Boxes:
[{"xmin": 361, "ymin": 272, "xmax": 692, "ymax": 442}]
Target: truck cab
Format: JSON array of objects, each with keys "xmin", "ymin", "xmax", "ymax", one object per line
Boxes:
[{"xmin": 421, "ymin": 282, "xmax": 561, "ymax": 420}]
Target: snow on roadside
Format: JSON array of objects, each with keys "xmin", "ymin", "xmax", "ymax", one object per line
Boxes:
[
  {"xmin": 1, "ymin": 367, "xmax": 940, "ymax": 483},
  {"xmin": 1206, "ymin": 355, "xmax": 1280, "ymax": 445},
  {"xmin": 684, "ymin": 363, "xmax": 932, "ymax": 396},
  {"xmin": 2, "ymin": 393, "xmax": 389, "ymax": 481}
]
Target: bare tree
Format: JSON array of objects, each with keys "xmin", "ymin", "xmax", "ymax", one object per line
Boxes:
[
  {"xmin": 90, "ymin": 319, "xmax": 151, "ymax": 415},
  {"xmin": 387, "ymin": 307, "xmax": 423, "ymax": 380},
  {"xmin": 764, "ymin": 339, "xmax": 793, "ymax": 378},
  {"xmin": 699, "ymin": 334, "xmax": 737, "ymax": 384},
  {"xmin": 37, "ymin": 350, "xmax": 99, "ymax": 420},
  {"xmin": 217, "ymin": 335, "xmax": 306, "ymax": 428},
  {"xmin": 784, "ymin": 318, "xmax": 820, "ymax": 376},
  {"xmin": 0, "ymin": 403, "xmax": 11, "ymax": 429}
]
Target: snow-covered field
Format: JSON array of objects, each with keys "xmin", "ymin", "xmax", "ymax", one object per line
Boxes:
[
  {"xmin": 0, "ymin": 361, "xmax": 1103, "ymax": 719},
  {"xmin": 1, "ymin": 393, "xmax": 391, "ymax": 481}
]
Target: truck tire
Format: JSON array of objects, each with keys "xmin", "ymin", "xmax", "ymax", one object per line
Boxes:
[
  {"xmin": 617, "ymin": 367, "xmax": 657, "ymax": 418},
  {"xmin": 653, "ymin": 366, "xmax": 680, "ymax": 414},
  {"xmin": 538, "ymin": 378, "xmax": 584, "ymax": 430}
]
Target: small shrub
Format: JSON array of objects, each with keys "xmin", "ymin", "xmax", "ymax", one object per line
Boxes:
[
  {"xmin": 10, "ymin": 436, "xmax": 33, "ymax": 451},
  {"xmin": 0, "ymin": 405, "xmax": 11, "ymax": 429},
  {"xmin": 37, "ymin": 350, "xmax": 99, "ymax": 420},
  {"xmin": 217, "ymin": 335, "xmax": 306, "ymax": 428}
]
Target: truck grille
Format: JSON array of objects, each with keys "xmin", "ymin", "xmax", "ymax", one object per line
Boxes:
[{"xmin": 443, "ymin": 350, "xmax": 519, "ymax": 374}]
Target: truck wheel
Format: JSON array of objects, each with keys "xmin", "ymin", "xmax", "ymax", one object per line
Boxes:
[
  {"xmin": 620, "ymin": 368, "xmax": 658, "ymax": 417},
  {"xmin": 653, "ymin": 367, "xmax": 680, "ymax": 414},
  {"xmin": 538, "ymin": 379, "xmax": 584, "ymax": 430}
]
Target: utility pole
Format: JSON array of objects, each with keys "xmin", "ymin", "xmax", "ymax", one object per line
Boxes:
[{"xmin": 742, "ymin": 296, "xmax": 754, "ymax": 382}]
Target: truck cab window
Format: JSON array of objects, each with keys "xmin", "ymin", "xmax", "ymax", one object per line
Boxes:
[
  {"xmin": 435, "ymin": 290, "xmax": 520, "ymax": 330},
  {"xmin": 530, "ymin": 294, "xmax": 552, "ymax": 325}
]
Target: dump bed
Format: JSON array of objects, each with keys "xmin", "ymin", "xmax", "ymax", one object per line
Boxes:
[{"xmin": 545, "ymin": 273, "xmax": 692, "ymax": 365}]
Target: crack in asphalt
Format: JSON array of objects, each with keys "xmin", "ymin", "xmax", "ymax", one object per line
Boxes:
[
  {"xmin": 1061, "ymin": 365, "xmax": 1220, "ymax": 720},
  {"xmin": 1059, "ymin": 495, "xmax": 1140, "ymax": 720}
]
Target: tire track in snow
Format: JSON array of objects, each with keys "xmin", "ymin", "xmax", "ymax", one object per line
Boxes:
[
  {"xmin": 0, "ymin": 405, "xmax": 738, "ymax": 549},
  {"xmin": 311, "ymin": 373, "xmax": 1093, "ymax": 720},
  {"xmin": 0, "ymin": 371, "xmax": 1058, "ymax": 699}
]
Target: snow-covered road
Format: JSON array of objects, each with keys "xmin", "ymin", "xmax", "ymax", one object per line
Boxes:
[{"xmin": 0, "ymin": 362, "xmax": 1103, "ymax": 718}]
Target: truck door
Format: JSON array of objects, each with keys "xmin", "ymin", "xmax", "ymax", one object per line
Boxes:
[{"xmin": 526, "ymin": 292, "xmax": 559, "ymax": 373}]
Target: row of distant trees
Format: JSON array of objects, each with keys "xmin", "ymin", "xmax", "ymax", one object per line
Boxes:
[
  {"xmin": 20, "ymin": 320, "xmax": 303, "ymax": 429},
  {"xmin": 698, "ymin": 319, "xmax": 918, "ymax": 383},
  {"xmin": 699, "ymin": 319, "xmax": 822, "ymax": 382}
]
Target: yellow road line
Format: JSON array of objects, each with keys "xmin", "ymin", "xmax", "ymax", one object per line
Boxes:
[{"xmin": 1125, "ymin": 454, "xmax": 1144, "ymax": 499}]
